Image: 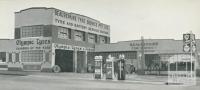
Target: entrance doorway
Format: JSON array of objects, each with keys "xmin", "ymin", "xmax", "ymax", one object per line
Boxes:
[
  {"xmin": 55, "ymin": 49, "xmax": 73, "ymax": 72},
  {"xmin": 77, "ymin": 51, "xmax": 86, "ymax": 73},
  {"xmin": 145, "ymin": 54, "xmax": 160, "ymax": 74}
]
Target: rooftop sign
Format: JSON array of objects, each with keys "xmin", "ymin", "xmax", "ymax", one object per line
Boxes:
[{"xmin": 53, "ymin": 9, "xmax": 110, "ymax": 37}]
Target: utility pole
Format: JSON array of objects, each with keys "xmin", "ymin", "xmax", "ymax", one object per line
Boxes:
[{"xmin": 141, "ymin": 36, "xmax": 145, "ymax": 74}]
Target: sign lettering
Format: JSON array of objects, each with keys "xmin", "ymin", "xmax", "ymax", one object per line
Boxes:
[
  {"xmin": 16, "ymin": 38, "xmax": 51, "ymax": 50},
  {"xmin": 54, "ymin": 9, "xmax": 110, "ymax": 36}
]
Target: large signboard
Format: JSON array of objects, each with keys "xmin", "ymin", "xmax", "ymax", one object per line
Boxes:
[
  {"xmin": 16, "ymin": 37, "xmax": 51, "ymax": 51},
  {"xmin": 53, "ymin": 9, "xmax": 110, "ymax": 37}
]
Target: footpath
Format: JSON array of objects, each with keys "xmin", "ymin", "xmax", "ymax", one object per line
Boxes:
[{"xmin": 0, "ymin": 70, "xmax": 199, "ymax": 85}]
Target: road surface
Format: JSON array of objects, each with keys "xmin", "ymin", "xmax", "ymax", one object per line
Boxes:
[{"xmin": 0, "ymin": 72, "xmax": 199, "ymax": 90}]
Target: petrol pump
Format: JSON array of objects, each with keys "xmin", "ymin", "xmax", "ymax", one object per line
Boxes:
[
  {"xmin": 94, "ymin": 56, "xmax": 103, "ymax": 79},
  {"xmin": 117, "ymin": 54, "xmax": 126, "ymax": 80},
  {"xmin": 105, "ymin": 55, "xmax": 116, "ymax": 79}
]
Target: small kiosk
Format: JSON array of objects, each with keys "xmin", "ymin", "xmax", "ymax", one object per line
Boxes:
[
  {"xmin": 94, "ymin": 56, "xmax": 103, "ymax": 79},
  {"xmin": 167, "ymin": 55, "xmax": 196, "ymax": 85}
]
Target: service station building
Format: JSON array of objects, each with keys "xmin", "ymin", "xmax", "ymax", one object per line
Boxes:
[
  {"xmin": 95, "ymin": 39, "xmax": 200, "ymax": 74},
  {"xmin": 0, "ymin": 7, "xmax": 199, "ymax": 75},
  {"xmin": 0, "ymin": 7, "xmax": 110, "ymax": 72}
]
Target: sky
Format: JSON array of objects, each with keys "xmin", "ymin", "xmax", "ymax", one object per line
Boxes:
[{"xmin": 0, "ymin": 0, "xmax": 200, "ymax": 43}]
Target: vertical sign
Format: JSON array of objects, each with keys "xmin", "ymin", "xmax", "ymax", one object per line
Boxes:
[
  {"xmin": 183, "ymin": 34, "xmax": 191, "ymax": 52},
  {"xmin": 183, "ymin": 33, "xmax": 196, "ymax": 52}
]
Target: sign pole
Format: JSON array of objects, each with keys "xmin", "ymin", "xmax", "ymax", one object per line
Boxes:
[
  {"xmin": 191, "ymin": 40, "xmax": 193, "ymax": 77},
  {"xmin": 119, "ymin": 54, "xmax": 122, "ymax": 79},
  {"xmin": 141, "ymin": 36, "xmax": 145, "ymax": 74},
  {"xmin": 168, "ymin": 56, "xmax": 170, "ymax": 83},
  {"xmin": 186, "ymin": 59, "xmax": 188, "ymax": 72}
]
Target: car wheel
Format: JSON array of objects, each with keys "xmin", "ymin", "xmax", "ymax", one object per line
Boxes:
[{"xmin": 52, "ymin": 65, "xmax": 61, "ymax": 73}]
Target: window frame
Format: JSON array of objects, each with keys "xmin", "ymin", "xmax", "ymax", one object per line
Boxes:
[{"xmin": 21, "ymin": 25, "xmax": 44, "ymax": 38}]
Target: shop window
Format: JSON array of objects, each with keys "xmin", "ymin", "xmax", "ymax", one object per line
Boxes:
[
  {"xmin": 58, "ymin": 27, "xmax": 70, "ymax": 39},
  {"xmin": 0, "ymin": 52, "xmax": 6, "ymax": 62},
  {"xmin": 21, "ymin": 25, "xmax": 44, "ymax": 38},
  {"xmin": 15, "ymin": 53, "xmax": 19, "ymax": 62},
  {"xmin": 21, "ymin": 50, "xmax": 43, "ymax": 62}
]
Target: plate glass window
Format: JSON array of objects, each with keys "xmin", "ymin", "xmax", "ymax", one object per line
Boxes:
[{"xmin": 21, "ymin": 50, "xmax": 43, "ymax": 62}]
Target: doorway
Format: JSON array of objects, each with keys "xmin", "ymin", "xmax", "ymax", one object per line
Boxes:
[
  {"xmin": 55, "ymin": 49, "xmax": 73, "ymax": 72},
  {"xmin": 77, "ymin": 51, "xmax": 86, "ymax": 73}
]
